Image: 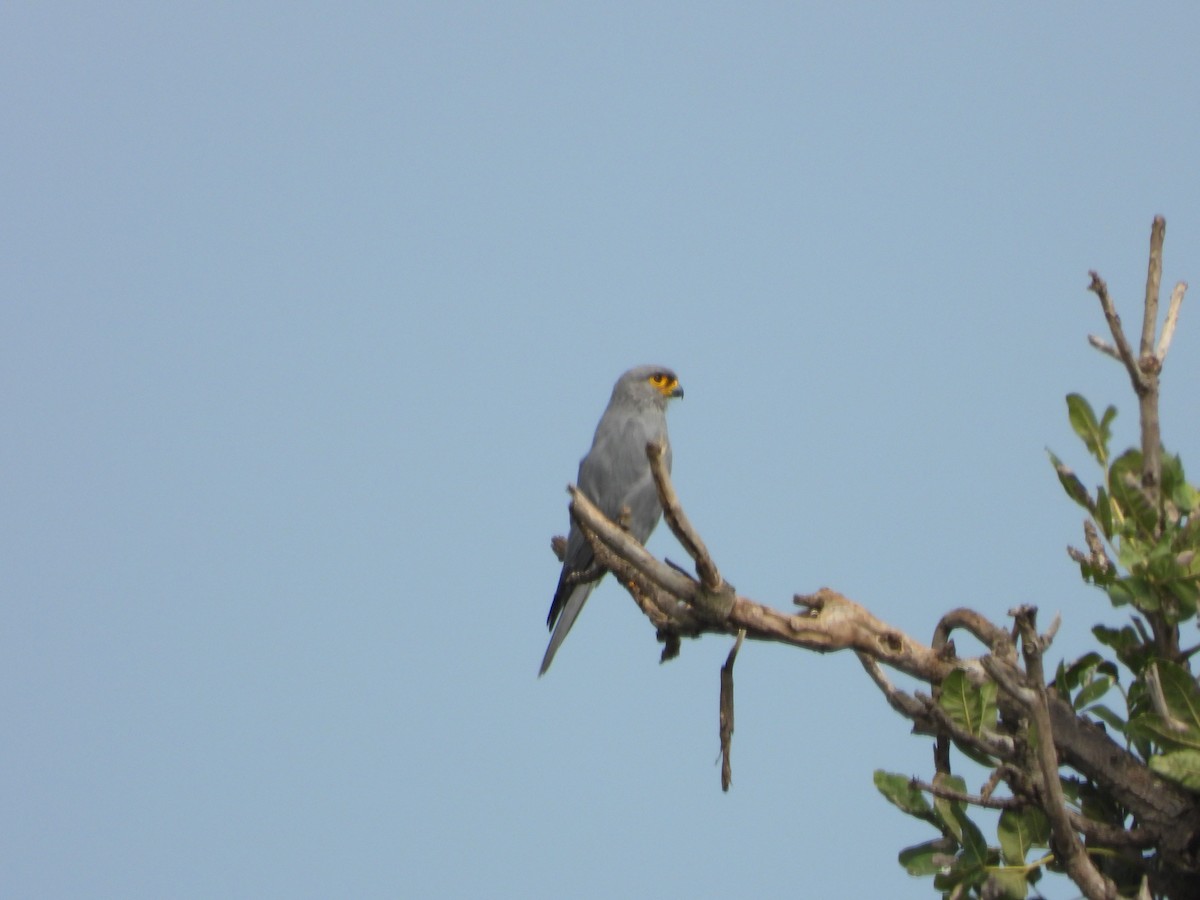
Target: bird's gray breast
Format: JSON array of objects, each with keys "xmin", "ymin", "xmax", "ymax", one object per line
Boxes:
[{"xmin": 577, "ymin": 404, "xmax": 670, "ymax": 544}]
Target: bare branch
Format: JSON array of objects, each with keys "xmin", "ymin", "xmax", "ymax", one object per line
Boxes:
[
  {"xmin": 915, "ymin": 689, "xmax": 1017, "ymax": 759},
  {"xmin": 1087, "ymin": 333, "xmax": 1123, "ymax": 360},
  {"xmin": 646, "ymin": 440, "xmax": 722, "ymax": 590},
  {"xmin": 567, "ymin": 451, "xmax": 1200, "ymax": 887},
  {"xmin": 719, "ymin": 630, "xmax": 744, "ymax": 792},
  {"xmin": 1082, "ymin": 520, "xmax": 1114, "ymax": 576},
  {"xmin": 981, "ymin": 655, "xmax": 1037, "ymax": 707},
  {"xmin": 568, "ymin": 484, "xmax": 698, "ymax": 600},
  {"xmin": 1089, "ymin": 219, "xmax": 1171, "ymax": 571},
  {"xmin": 910, "ymin": 777, "xmax": 1021, "ymax": 810},
  {"xmin": 980, "ymin": 766, "xmax": 1007, "ymax": 802},
  {"xmin": 1042, "ymin": 612, "xmax": 1061, "ymax": 648},
  {"xmin": 1014, "ymin": 608, "xmax": 1118, "ymax": 900},
  {"xmin": 1088, "ymin": 271, "xmax": 1146, "ymax": 395},
  {"xmin": 859, "ymin": 655, "xmax": 1016, "ymax": 760},
  {"xmin": 1141, "ymin": 215, "xmax": 1166, "ymax": 358},
  {"xmin": 1068, "ymin": 812, "xmax": 1154, "ymax": 849},
  {"xmin": 933, "ymin": 607, "xmax": 1013, "ymax": 657},
  {"xmin": 1157, "ymin": 280, "xmax": 1188, "ymax": 363},
  {"xmin": 857, "ymin": 653, "xmax": 929, "ymax": 721}
]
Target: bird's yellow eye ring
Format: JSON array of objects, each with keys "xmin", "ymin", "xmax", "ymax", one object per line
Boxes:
[{"xmin": 648, "ymin": 373, "xmax": 679, "ymax": 396}]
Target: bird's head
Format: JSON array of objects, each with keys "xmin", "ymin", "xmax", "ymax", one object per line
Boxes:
[{"xmin": 614, "ymin": 365, "xmax": 684, "ymax": 408}]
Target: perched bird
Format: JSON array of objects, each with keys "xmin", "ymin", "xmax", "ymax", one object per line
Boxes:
[{"xmin": 540, "ymin": 365, "xmax": 684, "ymax": 675}]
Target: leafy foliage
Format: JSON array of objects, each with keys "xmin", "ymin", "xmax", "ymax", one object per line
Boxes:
[
  {"xmin": 878, "ymin": 392, "xmax": 1200, "ymax": 897},
  {"xmin": 875, "ymin": 768, "xmax": 1047, "ymax": 898}
]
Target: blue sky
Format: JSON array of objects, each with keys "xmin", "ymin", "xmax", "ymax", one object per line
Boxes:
[{"xmin": 5, "ymin": 4, "xmax": 1200, "ymax": 898}]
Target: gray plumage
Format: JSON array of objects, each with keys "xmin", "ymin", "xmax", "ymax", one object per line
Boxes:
[{"xmin": 540, "ymin": 365, "xmax": 684, "ymax": 675}]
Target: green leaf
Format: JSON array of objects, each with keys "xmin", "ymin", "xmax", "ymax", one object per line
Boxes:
[
  {"xmin": 1087, "ymin": 703, "xmax": 1128, "ymax": 733},
  {"xmin": 1057, "ymin": 653, "xmax": 1118, "ymax": 718},
  {"xmin": 1104, "ymin": 580, "xmax": 1133, "ymax": 608},
  {"xmin": 1054, "ymin": 659, "xmax": 1069, "ymax": 701},
  {"xmin": 897, "ymin": 838, "xmax": 953, "ymax": 876},
  {"xmin": 988, "ymin": 868, "xmax": 1029, "ymax": 900},
  {"xmin": 1073, "ymin": 674, "xmax": 1114, "ymax": 711},
  {"xmin": 1067, "ymin": 393, "xmax": 1107, "ymax": 465},
  {"xmin": 938, "ymin": 671, "xmax": 998, "ymax": 765},
  {"xmin": 1100, "ymin": 403, "xmax": 1118, "ymax": 437},
  {"xmin": 1117, "ymin": 531, "xmax": 1148, "ymax": 571},
  {"xmin": 933, "ymin": 859, "xmax": 987, "ymax": 893},
  {"xmin": 932, "ymin": 773, "xmax": 988, "ymax": 866},
  {"xmin": 1106, "ymin": 576, "xmax": 1160, "ymax": 613},
  {"xmin": 1157, "ymin": 661, "xmax": 1200, "ymax": 718},
  {"xmin": 1149, "ymin": 749, "xmax": 1200, "ymax": 791},
  {"xmin": 1176, "ymin": 482, "xmax": 1200, "ymax": 515},
  {"xmin": 1060, "ymin": 652, "xmax": 1105, "ymax": 692},
  {"xmin": 998, "ymin": 806, "xmax": 1050, "ymax": 865},
  {"xmin": 1167, "ymin": 578, "xmax": 1200, "ymax": 622},
  {"xmin": 1150, "ymin": 661, "xmax": 1200, "ymax": 748},
  {"xmin": 1048, "ymin": 450, "xmax": 1093, "ymax": 511},
  {"xmin": 1093, "ymin": 624, "xmax": 1151, "ymax": 673},
  {"xmin": 939, "ymin": 670, "xmax": 997, "ymax": 735},
  {"xmin": 1110, "ymin": 449, "xmax": 1157, "ymax": 535},
  {"xmin": 1161, "ymin": 453, "xmax": 1198, "ymax": 514},
  {"xmin": 873, "ymin": 770, "xmax": 940, "ymax": 827},
  {"xmin": 1092, "ymin": 624, "xmax": 1135, "ymax": 652}
]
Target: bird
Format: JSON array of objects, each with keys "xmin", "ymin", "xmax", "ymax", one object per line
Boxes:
[{"xmin": 540, "ymin": 365, "xmax": 684, "ymax": 675}]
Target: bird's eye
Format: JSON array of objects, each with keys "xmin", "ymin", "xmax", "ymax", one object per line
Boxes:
[{"xmin": 650, "ymin": 374, "xmax": 668, "ymax": 386}]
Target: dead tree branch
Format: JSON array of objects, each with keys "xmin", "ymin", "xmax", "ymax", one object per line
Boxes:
[
  {"xmin": 1013, "ymin": 607, "xmax": 1118, "ymax": 900},
  {"xmin": 561, "ymin": 440, "xmax": 1200, "ymax": 894},
  {"xmin": 1088, "ymin": 270, "xmax": 1145, "ymax": 395},
  {"xmin": 1156, "ymin": 280, "xmax": 1187, "ymax": 363},
  {"xmin": 719, "ymin": 630, "xmax": 744, "ymax": 792},
  {"xmin": 551, "ymin": 217, "xmax": 1200, "ymax": 898},
  {"xmin": 1085, "ymin": 216, "xmax": 1185, "ymax": 663}
]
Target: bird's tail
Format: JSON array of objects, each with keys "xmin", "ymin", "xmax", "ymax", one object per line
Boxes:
[{"xmin": 538, "ymin": 582, "xmax": 596, "ymax": 676}]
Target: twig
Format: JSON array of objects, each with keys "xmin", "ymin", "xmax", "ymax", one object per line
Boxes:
[
  {"xmin": 915, "ymin": 690, "xmax": 1017, "ymax": 760},
  {"xmin": 1014, "ymin": 607, "xmax": 1118, "ymax": 900},
  {"xmin": 857, "ymin": 652, "xmax": 932, "ymax": 721},
  {"xmin": 568, "ymin": 485, "xmax": 698, "ymax": 599},
  {"xmin": 719, "ymin": 630, "xmax": 744, "ymax": 792},
  {"xmin": 1087, "ymin": 334, "xmax": 1122, "ymax": 361},
  {"xmin": 1141, "ymin": 216, "xmax": 1165, "ymax": 358},
  {"xmin": 980, "ymin": 766, "xmax": 1006, "ymax": 802},
  {"xmin": 567, "ymin": 466, "xmax": 1200, "ymax": 873},
  {"xmin": 862, "ymin": 651, "xmax": 1014, "ymax": 760},
  {"xmin": 856, "ymin": 651, "xmax": 1016, "ymax": 784},
  {"xmin": 1156, "ymin": 281, "xmax": 1188, "ymax": 363},
  {"xmin": 1088, "ymin": 271, "xmax": 1146, "ymax": 395},
  {"xmin": 646, "ymin": 441, "xmax": 722, "ymax": 590},
  {"xmin": 574, "ymin": 481, "xmax": 970, "ymax": 681},
  {"xmin": 1042, "ymin": 613, "xmax": 1061, "ymax": 648},
  {"xmin": 1082, "ymin": 521, "xmax": 1114, "ymax": 575},
  {"xmin": 981, "ymin": 655, "xmax": 1038, "ymax": 707},
  {"xmin": 910, "ymin": 777, "xmax": 1021, "ymax": 810},
  {"xmin": 933, "ymin": 608, "xmax": 1013, "ymax": 657},
  {"xmin": 1089, "ymin": 219, "xmax": 1170, "ymax": 570},
  {"xmin": 1068, "ymin": 812, "xmax": 1154, "ymax": 849},
  {"xmin": 569, "ymin": 487, "xmax": 704, "ymax": 636},
  {"xmin": 930, "ymin": 608, "xmax": 1013, "ymax": 772}
]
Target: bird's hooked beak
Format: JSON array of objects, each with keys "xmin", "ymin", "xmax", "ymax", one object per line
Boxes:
[{"xmin": 649, "ymin": 371, "xmax": 684, "ymax": 399}]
